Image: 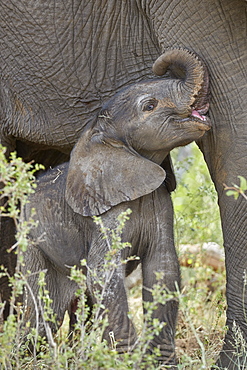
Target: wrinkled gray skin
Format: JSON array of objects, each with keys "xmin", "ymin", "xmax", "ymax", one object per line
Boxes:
[
  {"xmin": 0, "ymin": 1, "xmax": 246, "ymax": 368},
  {"xmin": 22, "ymin": 76, "xmax": 210, "ymax": 366}
]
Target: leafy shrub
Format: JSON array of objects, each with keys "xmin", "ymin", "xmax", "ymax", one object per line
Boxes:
[
  {"xmin": 0, "ymin": 146, "xmax": 176, "ymax": 368},
  {"xmin": 2, "ymin": 143, "xmax": 246, "ymax": 369}
]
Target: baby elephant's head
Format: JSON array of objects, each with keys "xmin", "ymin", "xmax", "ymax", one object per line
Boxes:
[
  {"xmin": 66, "ymin": 49, "xmax": 211, "ymax": 217},
  {"xmin": 98, "ymin": 48, "xmax": 210, "ymax": 161}
]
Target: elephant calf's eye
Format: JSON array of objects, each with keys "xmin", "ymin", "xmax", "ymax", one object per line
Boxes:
[{"xmin": 142, "ymin": 99, "xmax": 158, "ymax": 112}]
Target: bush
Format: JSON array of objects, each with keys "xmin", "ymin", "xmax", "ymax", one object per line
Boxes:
[
  {"xmin": 0, "ymin": 143, "xmax": 231, "ymax": 369},
  {"xmin": 0, "ymin": 146, "xmax": 176, "ymax": 368}
]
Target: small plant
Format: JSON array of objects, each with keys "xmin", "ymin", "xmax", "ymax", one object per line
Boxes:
[
  {"xmin": 0, "ymin": 145, "xmax": 44, "ymax": 368},
  {"xmin": 65, "ymin": 209, "xmax": 175, "ymax": 369},
  {"xmin": 224, "ymin": 176, "xmax": 247, "ymax": 200}
]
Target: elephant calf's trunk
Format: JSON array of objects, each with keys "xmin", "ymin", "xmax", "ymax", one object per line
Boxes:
[{"xmin": 152, "ymin": 48, "xmax": 210, "ymax": 112}]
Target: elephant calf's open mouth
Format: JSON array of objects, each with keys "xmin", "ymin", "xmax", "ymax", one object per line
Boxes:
[
  {"xmin": 177, "ymin": 102, "xmax": 211, "ymax": 132},
  {"xmin": 190, "ymin": 102, "xmax": 211, "ymax": 130}
]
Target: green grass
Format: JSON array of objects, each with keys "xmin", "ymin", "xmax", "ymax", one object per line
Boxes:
[{"xmin": 171, "ymin": 142, "xmax": 223, "ymax": 247}]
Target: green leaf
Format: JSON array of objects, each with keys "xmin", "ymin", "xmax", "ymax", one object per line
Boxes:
[
  {"xmin": 226, "ymin": 190, "xmax": 239, "ymax": 199},
  {"xmin": 238, "ymin": 176, "xmax": 247, "ymax": 191}
]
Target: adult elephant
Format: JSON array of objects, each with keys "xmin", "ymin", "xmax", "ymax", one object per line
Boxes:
[{"xmin": 0, "ymin": 1, "xmax": 246, "ymax": 368}]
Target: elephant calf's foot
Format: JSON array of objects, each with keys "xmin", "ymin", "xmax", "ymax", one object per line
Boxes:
[{"xmin": 104, "ymin": 328, "xmax": 138, "ymax": 354}]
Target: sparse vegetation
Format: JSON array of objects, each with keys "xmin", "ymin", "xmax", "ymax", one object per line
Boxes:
[
  {"xmin": 171, "ymin": 142, "xmax": 223, "ymax": 247},
  {"xmin": 1, "ymin": 143, "xmax": 246, "ymax": 369}
]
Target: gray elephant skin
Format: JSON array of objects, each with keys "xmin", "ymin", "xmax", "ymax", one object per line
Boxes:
[
  {"xmin": 22, "ymin": 70, "xmax": 211, "ymax": 366},
  {"xmin": 0, "ymin": 1, "xmax": 246, "ymax": 368}
]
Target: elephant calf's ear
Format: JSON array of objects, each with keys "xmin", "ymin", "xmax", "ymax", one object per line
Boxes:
[{"xmin": 65, "ymin": 131, "xmax": 166, "ymax": 217}]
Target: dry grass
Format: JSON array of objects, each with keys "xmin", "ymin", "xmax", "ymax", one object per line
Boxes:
[{"xmin": 127, "ymin": 245, "xmax": 226, "ymax": 368}]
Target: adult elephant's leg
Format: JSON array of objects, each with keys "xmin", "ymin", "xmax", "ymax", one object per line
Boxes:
[
  {"xmin": 86, "ymin": 242, "xmax": 137, "ymax": 353},
  {"xmin": 199, "ymin": 131, "xmax": 247, "ymax": 369},
  {"xmin": 0, "ymin": 217, "xmax": 17, "ymax": 320},
  {"xmin": 141, "ymin": 188, "xmax": 180, "ymax": 366},
  {"xmin": 147, "ymin": 0, "xmax": 246, "ymax": 366},
  {"xmin": 196, "ymin": 14, "xmax": 247, "ymax": 363}
]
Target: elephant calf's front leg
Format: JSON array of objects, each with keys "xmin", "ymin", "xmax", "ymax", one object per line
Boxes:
[
  {"xmin": 141, "ymin": 193, "xmax": 180, "ymax": 366},
  {"xmin": 142, "ymin": 261, "xmax": 180, "ymax": 366},
  {"xmin": 86, "ymin": 248, "xmax": 137, "ymax": 353}
]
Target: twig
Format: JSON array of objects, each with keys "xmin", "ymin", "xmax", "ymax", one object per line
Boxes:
[{"xmin": 223, "ymin": 183, "xmax": 247, "ymax": 200}]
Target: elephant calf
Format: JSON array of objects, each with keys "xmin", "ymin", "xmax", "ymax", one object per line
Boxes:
[{"xmin": 22, "ymin": 50, "xmax": 211, "ymax": 366}]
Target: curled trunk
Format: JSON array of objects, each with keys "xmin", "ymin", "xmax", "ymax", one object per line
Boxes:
[{"xmin": 152, "ymin": 48, "xmax": 209, "ymax": 111}]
